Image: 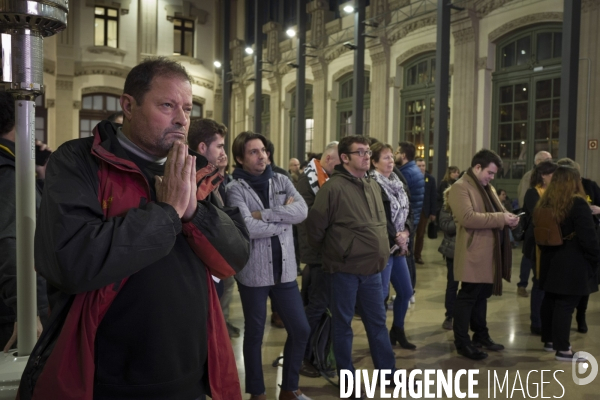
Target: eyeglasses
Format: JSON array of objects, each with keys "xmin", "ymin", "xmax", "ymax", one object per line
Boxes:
[{"xmin": 347, "ymin": 150, "xmax": 372, "ymax": 157}]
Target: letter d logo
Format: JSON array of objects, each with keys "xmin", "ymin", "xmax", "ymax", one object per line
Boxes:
[{"xmin": 572, "ymin": 352, "xmax": 598, "ymax": 385}]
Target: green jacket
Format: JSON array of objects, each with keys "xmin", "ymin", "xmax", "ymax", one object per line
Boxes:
[{"xmin": 306, "ymin": 164, "xmax": 389, "ymax": 275}]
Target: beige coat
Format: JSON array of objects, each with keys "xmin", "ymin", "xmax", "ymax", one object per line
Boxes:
[{"xmin": 447, "ymin": 172, "xmax": 506, "ymax": 283}]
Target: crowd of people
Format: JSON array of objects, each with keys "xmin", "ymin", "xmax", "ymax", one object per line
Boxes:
[{"xmin": 1, "ymin": 57, "xmax": 598, "ymax": 400}]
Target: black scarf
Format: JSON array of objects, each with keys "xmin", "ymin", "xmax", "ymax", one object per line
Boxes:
[{"xmin": 466, "ymin": 168, "xmax": 512, "ymax": 295}]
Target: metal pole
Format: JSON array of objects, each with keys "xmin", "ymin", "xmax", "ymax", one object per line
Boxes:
[
  {"xmin": 558, "ymin": 0, "xmax": 580, "ymax": 160},
  {"xmin": 295, "ymin": 0, "xmax": 306, "ymax": 159},
  {"xmin": 253, "ymin": 0, "xmax": 263, "ymax": 133},
  {"xmin": 352, "ymin": 0, "xmax": 366, "ymax": 136},
  {"xmin": 433, "ymin": 0, "xmax": 450, "ymax": 183},
  {"xmin": 15, "ymin": 98, "xmax": 38, "ymax": 356},
  {"xmin": 222, "ymin": 0, "xmax": 231, "ymax": 139}
]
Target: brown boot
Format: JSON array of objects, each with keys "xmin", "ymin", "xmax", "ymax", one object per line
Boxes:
[
  {"xmin": 271, "ymin": 312, "xmax": 284, "ymax": 329},
  {"xmin": 279, "ymin": 388, "xmax": 312, "ymax": 400}
]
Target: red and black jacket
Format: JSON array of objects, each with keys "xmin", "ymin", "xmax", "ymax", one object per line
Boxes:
[{"xmin": 17, "ymin": 121, "xmax": 249, "ymax": 400}]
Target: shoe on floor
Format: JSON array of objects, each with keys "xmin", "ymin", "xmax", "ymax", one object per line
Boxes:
[
  {"xmin": 415, "ymin": 257, "xmax": 424, "ymax": 265},
  {"xmin": 544, "ymin": 342, "xmax": 554, "ymax": 352},
  {"xmin": 457, "ymin": 344, "xmax": 488, "ymax": 360},
  {"xmin": 271, "ymin": 312, "xmax": 285, "ymax": 329},
  {"xmin": 442, "ymin": 317, "xmax": 453, "ymax": 330},
  {"xmin": 279, "ymin": 389, "xmax": 312, "ymax": 400},
  {"xmin": 299, "ymin": 360, "xmax": 320, "ymax": 378},
  {"xmin": 472, "ymin": 336, "xmax": 504, "ymax": 351},
  {"xmin": 517, "ymin": 287, "xmax": 529, "ymax": 297},
  {"xmin": 409, "ymin": 295, "xmax": 416, "ymax": 304},
  {"xmin": 530, "ymin": 325, "xmax": 541, "ymax": 335},
  {"xmin": 555, "ymin": 351, "xmax": 587, "ymax": 362},
  {"xmin": 249, "ymin": 394, "xmax": 266, "ymax": 400}
]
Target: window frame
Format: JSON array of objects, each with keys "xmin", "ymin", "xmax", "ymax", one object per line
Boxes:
[
  {"xmin": 336, "ymin": 72, "xmax": 371, "ymax": 139},
  {"xmin": 492, "ymin": 24, "xmax": 562, "ymax": 183},
  {"xmin": 94, "ymin": 6, "xmax": 119, "ymax": 48},
  {"xmin": 173, "ymin": 17, "xmax": 195, "ymax": 57},
  {"xmin": 79, "ymin": 93, "xmax": 122, "ymax": 138}
]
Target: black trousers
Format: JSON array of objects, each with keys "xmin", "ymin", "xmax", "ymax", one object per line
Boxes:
[
  {"xmin": 453, "ymin": 282, "xmax": 493, "ymax": 348},
  {"xmin": 444, "ymin": 258, "xmax": 459, "ymax": 318},
  {"xmin": 540, "ymin": 292, "xmax": 581, "ymax": 351}
]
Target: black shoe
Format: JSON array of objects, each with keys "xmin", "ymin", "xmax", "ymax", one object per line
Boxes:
[
  {"xmin": 390, "ymin": 326, "xmax": 416, "ymax": 350},
  {"xmin": 457, "ymin": 344, "xmax": 488, "ymax": 360},
  {"xmin": 472, "ymin": 336, "xmax": 504, "ymax": 351},
  {"xmin": 576, "ymin": 313, "xmax": 588, "ymax": 333},
  {"xmin": 530, "ymin": 325, "xmax": 541, "ymax": 335},
  {"xmin": 299, "ymin": 360, "xmax": 320, "ymax": 378}
]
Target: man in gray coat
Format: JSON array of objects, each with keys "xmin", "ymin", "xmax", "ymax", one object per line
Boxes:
[{"xmin": 226, "ymin": 131, "xmax": 311, "ymax": 400}]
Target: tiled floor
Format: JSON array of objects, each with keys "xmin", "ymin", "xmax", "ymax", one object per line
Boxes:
[{"xmin": 227, "ymin": 237, "xmax": 600, "ymax": 399}]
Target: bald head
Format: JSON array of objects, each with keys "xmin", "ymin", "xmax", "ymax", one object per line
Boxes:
[
  {"xmin": 320, "ymin": 141, "xmax": 340, "ymax": 175},
  {"xmin": 534, "ymin": 151, "xmax": 552, "ymax": 165},
  {"xmin": 289, "ymin": 158, "xmax": 300, "ymax": 174}
]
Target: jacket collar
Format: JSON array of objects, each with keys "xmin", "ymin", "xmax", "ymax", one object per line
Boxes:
[{"xmin": 0, "ymin": 137, "xmax": 16, "ymax": 167}]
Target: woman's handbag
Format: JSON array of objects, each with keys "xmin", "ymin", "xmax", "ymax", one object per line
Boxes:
[
  {"xmin": 533, "ymin": 207, "xmax": 563, "ymax": 246},
  {"xmin": 512, "ymin": 212, "xmax": 527, "ymax": 242},
  {"xmin": 427, "ymin": 220, "xmax": 438, "ymax": 239}
]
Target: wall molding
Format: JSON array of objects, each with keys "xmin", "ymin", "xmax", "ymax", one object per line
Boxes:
[{"xmin": 489, "ymin": 12, "xmax": 563, "ymax": 43}]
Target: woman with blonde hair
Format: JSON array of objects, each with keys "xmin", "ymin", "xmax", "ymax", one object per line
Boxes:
[{"xmin": 535, "ymin": 166, "xmax": 599, "ymax": 361}]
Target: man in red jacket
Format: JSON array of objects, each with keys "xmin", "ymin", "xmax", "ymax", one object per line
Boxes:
[{"xmin": 18, "ymin": 58, "xmax": 249, "ymax": 400}]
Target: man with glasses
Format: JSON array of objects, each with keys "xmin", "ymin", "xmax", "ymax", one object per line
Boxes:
[{"xmin": 307, "ymin": 135, "xmax": 396, "ymax": 394}]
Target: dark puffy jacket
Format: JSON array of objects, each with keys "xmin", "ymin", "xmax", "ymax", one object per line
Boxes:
[
  {"xmin": 18, "ymin": 122, "xmax": 249, "ymax": 400},
  {"xmin": 437, "ymin": 202, "xmax": 456, "ymax": 259},
  {"xmin": 296, "ymin": 172, "xmax": 322, "ymax": 265},
  {"xmin": 399, "ymin": 160, "xmax": 425, "ymax": 225},
  {"xmin": 422, "ymin": 172, "xmax": 437, "ymax": 217}
]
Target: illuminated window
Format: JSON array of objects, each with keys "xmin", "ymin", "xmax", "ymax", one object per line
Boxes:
[
  {"xmin": 173, "ymin": 18, "xmax": 194, "ymax": 57},
  {"xmin": 94, "ymin": 6, "xmax": 118, "ymax": 48}
]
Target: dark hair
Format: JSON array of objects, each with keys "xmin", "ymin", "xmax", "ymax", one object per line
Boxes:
[
  {"xmin": 398, "ymin": 141, "xmax": 416, "ymax": 161},
  {"xmin": 123, "ymin": 57, "xmax": 191, "ymax": 105},
  {"xmin": 364, "ymin": 136, "xmax": 380, "ymax": 146},
  {"xmin": 529, "ymin": 160, "xmax": 558, "ymax": 188},
  {"xmin": 300, "ymin": 160, "xmax": 309, "ymax": 169},
  {"xmin": 497, "ymin": 188, "xmax": 507, "ymax": 196},
  {"xmin": 231, "ymin": 131, "xmax": 268, "ymax": 168},
  {"xmin": 188, "ymin": 118, "xmax": 227, "ymax": 151},
  {"xmin": 470, "ymin": 149, "xmax": 503, "ymax": 169},
  {"xmin": 370, "ymin": 142, "xmax": 394, "ymax": 170},
  {"xmin": 415, "ymin": 157, "xmax": 425, "ymax": 163},
  {"xmin": 265, "ymin": 140, "xmax": 275, "ymax": 164},
  {"xmin": 442, "ymin": 166, "xmax": 460, "ymax": 183},
  {"xmin": 106, "ymin": 111, "xmax": 124, "ymax": 123},
  {"xmin": 0, "ymin": 92, "xmax": 15, "ymax": 136},
  {"xmin": 338, "ymin": 135, "xmax": 370, "ymax": 160}
]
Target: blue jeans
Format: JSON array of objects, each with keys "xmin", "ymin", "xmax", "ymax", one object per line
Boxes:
[
  {"xmin": 518, "ymin": 254, "xmax": 533, "ymax": 288},
  {"xmin": 330, "ymin": 272, "xmax": 396, "ymax": 375},
  {"xmin": 406, "ymin": 230, "xmax": 417, "ymax": 290},
  {"xmin": 381, "ymin": 259, "xmax": 392, "ymax": 300},
  {"xmin": 387, "ymin": 256, "xmax": 412, "ymax": 328},
  {"xmin": 238, "ymin": 280, "xmax": 310, "ymax": 395}
]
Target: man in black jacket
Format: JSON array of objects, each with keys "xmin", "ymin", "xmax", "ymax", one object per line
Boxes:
[
  {"xmin": 18, "ymin": 58, "xmax": 250, "ymax": 400},
  {"xmin": 0, "ymin": 92, "xmax": 49, "ymax": 353},
  {"xmin": 413, "ymin": 157, "xmax": 437, "ymax": 264}
]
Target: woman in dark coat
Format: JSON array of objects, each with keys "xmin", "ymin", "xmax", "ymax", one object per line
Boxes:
[
  {"xmin": 535, "ymin": 166, "xmax": 599, "ymax": 361},
  {"xmin": 519, "ymin": 160, "xmax": 557, "ymax": 334},
  {"xmin": 436, "ymin": 166, "xmax": 460, "ymax": 217}
]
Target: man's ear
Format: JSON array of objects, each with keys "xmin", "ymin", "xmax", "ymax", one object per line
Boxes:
[
  {"xmin": 120, "ymin": 94, "xmax": 135, "ymax": 121},
  {"xmin": 235, "ymin": 156, "xmax": 244, "ymax": 167},
  {"xmin": 340, "ymin": 154, "xmax": 349, "ymax": 164},
  {"xmin": 198, "ymin": 142, "xmax": 207, "ymax": 155}
]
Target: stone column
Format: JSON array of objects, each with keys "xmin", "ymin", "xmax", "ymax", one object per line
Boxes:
[
  {"xmin": 450, "ymin": 23, "xmax": 478, "ymax": 169},
  {"xmin": 138, "ymin": 0, "xmax": 158, "ymax": 60},
  {"xmin": 368, "ymin": 41, "xmax": 390, "ymax": 141},
  {"xmin": 267, "ymin": 74, "xmax": 283, "ymax": 164},
  {"xmin": 307, "ymin": 0, "xmax": 332, "ymax": 48},
  {"xmin": 577, "ymin": 0, "xmax": 600, "ymax": 182},
  {"xmin": 309, "ymin": 59, "xmax": 328, "ymax": 152}
]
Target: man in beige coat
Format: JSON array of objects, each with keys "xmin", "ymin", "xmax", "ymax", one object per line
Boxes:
[{"xmin": 448, "ymin": 149, "xmax": 519, "ymax": 360}]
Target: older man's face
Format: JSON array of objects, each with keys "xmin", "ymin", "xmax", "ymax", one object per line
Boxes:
[
  {"xmin": 122, "ymin": 75, "xmax": 192, "ymax": 157},
  {"xmin": 289, "ymin": 158, "xmax": 300, "ymax": 174}
]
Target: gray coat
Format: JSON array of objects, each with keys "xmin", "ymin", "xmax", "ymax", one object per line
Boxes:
[{"xmin": 226, "ymin": 173, "xmax": 308, "ymax": 287}]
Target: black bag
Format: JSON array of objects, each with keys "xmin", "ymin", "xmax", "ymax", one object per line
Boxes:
[
  {"xmin": 427, "ymin": 220, "xmax": 438, "ymax": 239},
  {"xmin": 512, "ymin": 213, "xmax": 528, "ymax": 242}
]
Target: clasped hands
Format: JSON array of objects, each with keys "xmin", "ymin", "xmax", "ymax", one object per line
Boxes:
[
  {"xmin": 155, "ymin": 141, "xmax": 197, "ymax": 222},
  {"xmin": 395, "ymin": 230, "xmax": 409, "ymax": 253}
]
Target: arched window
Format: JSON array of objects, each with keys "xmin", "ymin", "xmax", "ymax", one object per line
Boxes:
[
  {"xmin": 79, "ymin": 93, "xmax": 122, "ymax": 138},
  {"xmin": 337, "ymin": 72, "xmax": 370, "ymax": 139},
  {"xmin": 492, "ymin": 24, "xmax": 562, "ymax": 181},
  {"xmin": 290, "ymin": 86, "xmax": 314, "ymax": 159},
  {"xmin": 401, "ymin": 53, "xmax": 445, "ymax": 172}
]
